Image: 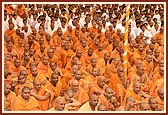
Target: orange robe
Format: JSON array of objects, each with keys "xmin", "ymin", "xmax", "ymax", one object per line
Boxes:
[
  {"xmin": 110, "ymin": 49, "xmax": 120, "ymax": 59},
  {"xmin": 89, "ymin": 84, "xmax": 107, "ymax": 95},
  {"xmin": 5, "ymin": 5, "xmax": 14, "ymax": 14},
  {"xmin": 113, "ymin": 33, "xmax": 120, "ymax": 42},
  {"xmin": 34, "ymin": 49, "xmax": 47, "ymax": 62},
  {"xmin": 152, "ymin": 72, "xmax": 163, "ymax": 83},
  {"xmin": 123, "ymin": 90, "xmax": 141, "ymax": 106},
  {"xmin": 154, "ymin": 32, "xmax": 164, "ymax": 41},
  {"xmin": 37, "ymin": 62, "xmax": 49, "ymax": 76},
  {"xmin": 99, "ymin": 94, "xmax": 111, "ymax": 110},
  {"xmin": 89, "ymin": 27, "xmax": 97, "ymax": 33},
  {"xmin": 36, "ymin": 86, "xmax": 51, "ymax": 111},
  {"xmin": 14, "ymin": 44, "xmax": 24, "ymax": 60},
  {"xmin": 73, "ymin": 87, "xmax": 89, "ymax": 105},
  {"xmin": 97, "ymin": 58, "xmax": 110, "ymax": 75},
  {"xmin": 4, "ymin": 29, "xmax": 16, "ymax": 39},
  {"xmin": 60, "ymin": 49, "xmax": 75, "ymax": 68},
  {"xmin": 109, "ymin": 74, "xmax": 126, "ymax": 99},
  {"xmin": 131, "ymin": 49, "xmax": 146, "ymax": 64},
  {"xmin": 83, "ymin": 53, "xmax": 98, "ymax": 67},
  {"xmin": 60, "ymin": 72, "xmax": 73, "ymax": 91},
  {"xmin": 104, "ymin": 64, "xmax": 118, "ymax": 82},
  {"xmin": 27, "ymin": 73, "xmax": 47, "ymax": 84},
  {"xmin": 150, "ymin": 78, "xmax": 164, "ymax": 97},
  {"xmin": 143, "ymin": 60, "xmax": 154, "ymax": 76},
  {"xmin": 93, "ymin": 49, "xmax": 108, "ymax": 60},
  {"xmin": 7, "ymin": 65, "xmax": 26, "ymax": 81},
  {"xmin": 4, "ymin": 91, "xmax": 16, "ymax": 111},
  {"xmin": 15, "ymin": 5, "xmax": 26, "ymax": 17},
  {"xmin": 14, "ymin": 82, "xmax": 33, "ymax": 96},
  {"xmin": 12, "ymin": 95, "xmax": 40, "ymax": 111}
]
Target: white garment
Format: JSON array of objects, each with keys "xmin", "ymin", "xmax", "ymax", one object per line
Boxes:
[
  {"xmin": 150, "ymin": 28, "xmax": 160, "ymax": 37},
  {"xmin": 137, "ymin": 29, "xmax": 152, "ymax": 44},
  {"xmin": 46, "ymin": 27, "xmax": 57, "ymax": 36}
]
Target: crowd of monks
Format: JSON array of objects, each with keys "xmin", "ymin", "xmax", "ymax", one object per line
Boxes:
[{"xmin": 4, "ymin": 3, "xmax": 165, "ymax": 111}]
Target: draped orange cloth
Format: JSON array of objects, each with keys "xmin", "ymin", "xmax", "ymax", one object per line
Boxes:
[
  {"xmin": 4, "ymin": 91, "xmax": 16, "ymax": 111},
  {"xmin": 73, "ymin": 87, "xmax": 89, "ymax": 105},
  {"xmin": 12, "ymin": 95, "xmax": 40, "ymax": 111},
  {"xmin": 35, "ymin": 86, "xmax": 51, "ymax": 111}
]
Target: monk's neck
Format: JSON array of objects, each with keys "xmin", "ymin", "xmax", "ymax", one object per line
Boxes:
[
  {"xmin": 51, "ymin": 82, "xmax": 57, "ymax": 87},
  {"xmin": 89, "ymin": 104, "xmax": 96, "ymax": 111},
  {"xmin": 136, "ymin": 72, "xmax": 143, "ymax": 77},
  {"xmin": 104, "ymin": 95, "xmax": 110, "ymax": 101},
  {"xmin": 5, "ymin": 92, "xmax": 10, "ymax": 97}
]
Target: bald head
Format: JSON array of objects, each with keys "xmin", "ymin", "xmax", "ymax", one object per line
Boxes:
[
  {"xmin": 157, "ymin": 87, "xmax": 164, "ymax": 100},
  {"xmin": 89, "ymin": 94, "xmax": 99, "ymax": 107},
  {"xmin": 97, "ymin": 76, "xmax": 105, "ymax": 88},
  {"xmin": 139, "ymin": 102, "xmax": 151, "ymax": 111},
  {"xmin": 133, "ymin": 81, "xmax": 141, "ymax": 94},
  {"xmin": 126, "ymin": 96, "xmax": 135, "ymax": 103},
  {"xmin": 71, "ymin": 79, "xmax": 79, "ymax": 92},
  {"xmin": 98, "ymin": 104, "xmax": 107, "ymax": 111},
  {"xmin": 55, "ymin": 97, "xmax": 66, "ymax": 111}
]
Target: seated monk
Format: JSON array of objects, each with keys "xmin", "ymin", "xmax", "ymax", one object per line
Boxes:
[
  {"xmin": 45, "ymin": 72, "xmax": 63, "ymax": 107},
  {"xmin": 64, "ymin": 89, "xmax": 81, "ymax": 111},
  {"xmin": 79, "ymin": 94, "xmax": 99, "ymax": 111},
  {"xmin": 149, "ymin": 97, "xmax": 161, "ymax": 111},
  {"xmin": 69, "ymin": 70, "xmax": 91, "ymax": 93},
  {"xmin": 12, "ymin": 86, "xmax": 40, "ymax": 111},
  {"xmin": 99, "ymin": 87, "xmax": 116, "ymax": 111},
  {"xmin": 4, "ymin": 82, "xmax": 16, "ymax": 111},
  {"xmin": 89, "ymin": 76, "xmax": 108, "ymax": 96},
  {"xmin": 14, "ymin": 73, "xmax": 33, "ymax": 96},
  {"xmin": 69, "ymin": 79, "xmax": 89, "ymax": 106},
  {"xmin": 30, "ymin": 77, "xmax": 54, "ymax": 111},
  {"xmin": 116, "ymin": 96, "xmax": 137, "ymax": 111},
  {"xmin": 155, "ymin": 87, "xmax": 164, "ymax": 111},
  {"xmin": 123, "ymin": 81, "xmax": 151, "ymax": 107},
  {"xmin": 48, "ymin": 97, "xmax": 66, "ymax": 111}
]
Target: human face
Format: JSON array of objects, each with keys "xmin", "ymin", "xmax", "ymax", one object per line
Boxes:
[
  {"xmin": 89, "ymin": 95, "xmax": 99, "ymax": 107},
  {"xmin": 47, "ymin": 49, "xmax": 54, "ymax": 58},
  {"xmin": 133, "ymin": 83, "xmax": 141, "ymax": 94},
  {"xmin": 150, "ymin": 99, "xmax": 158, "ymax": 110},
  {"xmin": 105, "ymin": 89, "xmax": 114, "ymax": 99},
  {"xmin": 158, "ymin": 89, "xmax": 164, "ymax": 99},
  {"xmin": 71, "ymin": 81, "xmax": 79, "ymax": 92},
  {"xmin": 92, "ymin": 68, "xmax": 99, "ymax": 76},
  {"xmin": 34, "ymin": 80, "xmax": 41, "ymax": 91},
  {"xmin": 42, "ymin": 56, "xmax": 48, "ymax": 65},
  {"xmin": 50, "ymin": 62, "xmax": 56, "ymax": 71},
  {"xmin": 141, "ymin": 104, "xmax": 151, "ymax": 111},
  {"xmin": 91, "ymin": 59, "xmax": 97, "ymax": 67},
  {"xmin": 138, "ymin": 45, "xmax": 144, "ymax": 52},
  {"xmin": 14, "ymin": 59, "xmax": 21, "ymax": 68},
  {"xmin": 56, "ymin": 99, "xmax": 66, "ymax": 111},
  {"xmin": 97, "ymin": 77, "xmax": 105, "ymax": 88},
  {"xmin": 104, "ymin": 53, "xmax": 110, "ymax": 61},
  {"xmin": 88, "ymin": 49, "xmax": 93, "ymax": 56},
  {"xmin": 75, "ymin": 71, "xmax": 82, "ymax": 81},
  {"xmin": 18, "ymin": 74, "xmax": 27, "ymax": 84},
  {"xmin": 159, "ymin": 67, "xmax": 164, "ymax": 76},
  {"xmin": 76, "ymin": 50, "xmax": 82, "ymax": 58},
  {"xmin": 51, "ymin": 73, "xmax": 59, "ymax": 84},
  {"xmin": 31, "ymin": 67, "xmax": 38, "ymax": 76},
  {"xmin": 4, "ymin": 84, "xmax": 11, "ymax": 95},
  {"xmin": 22, "ymin": 89, "xmax": 31, "ymax": 100}
]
